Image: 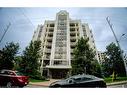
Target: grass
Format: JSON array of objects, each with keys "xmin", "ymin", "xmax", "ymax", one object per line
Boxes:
[
  {"xmin": 104, "ymin": 77, "xmax": 127, "ymax": 83},
  {"xmin": 29, "ymin": 78, "xmax": 49, "ymax": 82}
]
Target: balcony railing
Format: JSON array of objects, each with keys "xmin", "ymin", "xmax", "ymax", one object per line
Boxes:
[
  {"xmin": 70, "ymin": 37, "xmax": 76, "ymax": 40},
  {"xmin": 46, "ymin": 37, "xmax": 52, "ymax": 42},
  {"xmin": 70, "ymin": 32, "xmax": 76, "ymax": 36},
  {"xmin": 43, "ymin": 55, "xmax": 50, "ymax": 59},
  {"xmin": 70, "ymin": 42, "xmax": 76, "ymax": 47},
  {"xmin": 45, "ymin": 49, "xmax": 51, "ymax": 53}
]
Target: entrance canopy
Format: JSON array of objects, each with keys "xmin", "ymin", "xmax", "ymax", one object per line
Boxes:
[{"xmin": 46, "ymin": 65, "xmax": 71, "ymax": 69}]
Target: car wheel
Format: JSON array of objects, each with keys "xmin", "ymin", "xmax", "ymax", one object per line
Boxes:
[
  {"xmin": 6, "ymin": 82, "xmax": 12, "ymax": 88},
  {"xmin": 54, "ymin": 84, "xmax": 61, "ymax": 88},
  {"xmin": 18, "ymin": 86, "xmax": 24, "ymax": 88}
]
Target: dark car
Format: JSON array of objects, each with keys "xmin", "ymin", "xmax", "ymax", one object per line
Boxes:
[
  {"xmin": 0, "ymin": 70, "xmax": 29, "ymax": 88},
  {"xmin": 49, "ymin": 74, "xmax": 107, "ymax": 88}
]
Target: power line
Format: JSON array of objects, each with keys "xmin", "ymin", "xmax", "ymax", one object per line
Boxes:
[
  {"xmin": 0, "ymin": 23, "xmax": 11, "ymax": 44},
  {"xmin": 18, "ymin": 8, "xmax": 36, "ymax": 29}
]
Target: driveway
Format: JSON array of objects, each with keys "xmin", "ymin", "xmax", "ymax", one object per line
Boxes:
[{"xmin": 28, "ymin": 79, "xmax": 60, "ymax": 87}]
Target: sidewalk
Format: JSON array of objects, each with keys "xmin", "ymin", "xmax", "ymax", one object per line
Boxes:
[
  {"xmin": 107, "ymin": 81, "xmax": 127, "ymax": 86},
  {"xmin": 29, "ymin": 79, "xmax": 60, "ymax": 87}
]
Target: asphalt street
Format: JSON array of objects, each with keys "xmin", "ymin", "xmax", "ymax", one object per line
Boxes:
[{"xmin": 25, "ymin": 83, "xmax": 127, "ymax": 88}]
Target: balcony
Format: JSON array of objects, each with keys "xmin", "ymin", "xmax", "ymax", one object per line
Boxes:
[
  {"xmin": 46, "ymin": 42, "xmax": 52, "ymax": 47},
  {"xmin": 54, "ymin": 55, "xmax": 66, "ymax": 59},
  {"xmin": 48, "ymin": 28, "xmax": 54, "ymax": 32},
  {"xmin": 43, "ymin": 55, "xmax": 50, "ymax": 60},
  {"xmin": 70, "ymin": 28, "xmax": 75, "ymax": 32},
  {"xmin": 70, "ymin": 32, "xmax": 76, "ymax": 36},
  {"xmin": 70, "ymin": 37, "xmax": 76, "ymax": 40},
  {"xmin": 46, "ymin": 32, "xmax": 53, "ymax": 35},
  {"xmin": 70, "ymin": 37, "xmax": 76, "ymax": 42},
  {"xmin": 46, "ymin": 37, "xmax": 52, "ymax": 42},
  {"xmin": 70, "ymin": 42, "xmax": 76, "ymax": 47},
  {"xmin": 45, "ymin": 49, "xmax": 51, "ymax": 53},
  {"xmin": 49, "ymin": 24, "xmax": 55, "ymax": 27}
]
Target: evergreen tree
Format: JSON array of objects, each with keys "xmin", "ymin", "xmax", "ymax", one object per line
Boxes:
[
  {"xmin": 0, "ymin": 42, "xmax": 19, "ymax": 70},
  {"xmin": 71, "ymin": 37, "xmax": 102, "ymax": 77},
  {"xmin": 19, "ymin": 41, "xmax": 42, "ymax": 79},
  {"xmin": 103, "ymin": 42, "xmax": 126, "ymax": 77}
]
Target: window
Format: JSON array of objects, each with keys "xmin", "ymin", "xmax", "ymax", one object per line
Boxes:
[
  {"xmin": 82, "ymin": 77, "xmax": 93, "ymax": 81},
  {"xmin": 15, "ymin": 72, "xmax": 23, "ymax": 76},
  {"xmin": 74, "ymin": 78, "xmax": 82, "ymax": 82}
]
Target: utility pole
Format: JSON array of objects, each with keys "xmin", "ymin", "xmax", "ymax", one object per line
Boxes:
[
  {"xmin": 106, "ymin": 17, "xmax": 127, "ymax": 76},
  {"xmin": 0, "ymin": 23, "xmax": 11, "ymax": 44}
]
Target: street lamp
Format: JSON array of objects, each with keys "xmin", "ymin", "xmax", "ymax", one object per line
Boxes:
[
  {"xmin": 119, "ymin": 34, "xmax": 125, "ymax": 42},
  {"xmin": 106, "ymin": 17, "xmax": 127, "ymax": 76},
  {"xmin": 118, "ymin": 33, "xmax": 127, "ymax": 73}
]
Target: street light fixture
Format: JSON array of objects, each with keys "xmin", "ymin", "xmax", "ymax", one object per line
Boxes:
[
  {"xmin": 106, "ymin": 17, "xmax": 127, "ymax": 76},
  {"xmin": 119, "ymin": 34, "xmax": 125, "ymax": 42}
]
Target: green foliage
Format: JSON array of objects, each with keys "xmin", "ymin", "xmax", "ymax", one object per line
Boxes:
[
  {"xmin": 90, "ymin": 60, "xmax": 103, "ymax": 78},
  {"xmin": 0, "ymin": 42, "xmax": 19, "ymax": 70},
  {"xmin": 13, "ymin": 56, "xmax": 22, "ymax": 70},
  {"xmin": 29, "ymin": 78, "xmax": 48, "ymax": 82},
  {"xmin": 19, "ymin": 40, "xmax": 42, "ymax": 79},
  {"xmin": 104, "ymin": 77, "xmax": 127, "ymax": 83},
  {"xmin": 71, "ymin": 37, "xmax": 102, "ymax": 77},
  {"xmin": 102, "ymin": 42, "xmax": 126, "ymax": 77}
]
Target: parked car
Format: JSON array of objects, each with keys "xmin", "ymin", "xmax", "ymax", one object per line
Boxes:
[
  {"xmin": 0, "ymin": 70, "xmax": 29, "ymax": 88},
  {"xmin": 49, "ymin": 74, "xmax": 107, "ymax": 88}
]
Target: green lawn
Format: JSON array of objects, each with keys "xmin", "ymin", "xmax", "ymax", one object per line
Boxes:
[
  {"xmin": 104, "ymin": 77, "xmax": 127, "ymax": 83},
  {"xmin": 29, "ymin": 78, "xmax": 49, "ymax": 82}
]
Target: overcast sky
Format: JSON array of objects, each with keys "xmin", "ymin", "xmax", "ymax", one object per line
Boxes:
[{"xmin": 0, "ymin": 8, "xmax": 127, "ymax": 54}]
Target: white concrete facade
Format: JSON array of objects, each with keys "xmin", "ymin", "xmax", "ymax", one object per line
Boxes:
[
  {"xmin": 97, "ymin": 51, "xmax": 106, "ymax": 64},
  {"xmin": 32, "ymin": 10, "xmax": 98, "ymax": 79}
]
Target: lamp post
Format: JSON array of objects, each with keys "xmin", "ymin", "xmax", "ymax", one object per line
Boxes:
[
  {"xmin": 106, "ymin": 17, "xmax": 127, "ymax": 76},
  {"xmin": 118, "ymin": 33, "xmax": 127, "ymax": 73}
]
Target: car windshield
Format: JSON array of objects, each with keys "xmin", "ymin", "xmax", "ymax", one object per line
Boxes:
[{"xmin": 15, "ymin": 72, "xmax": 24, "ymax": 76}]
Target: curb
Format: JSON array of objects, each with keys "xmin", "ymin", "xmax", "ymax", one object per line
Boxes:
[
  {"xmin": 29, "ymin": 83, "xmax": 49, "ymax": 87},
  {"xmin": 107, "ymin": 81, "xmax": 127, "ymax": 86},
  {"xmin": 29, "ymin": 82, "xmax": 50, "ymax": 87}
]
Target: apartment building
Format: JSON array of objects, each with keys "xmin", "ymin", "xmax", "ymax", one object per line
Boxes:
[
  {"xmin": 32, "ymin": 10, "xmax": 98, "ymax": 79},
  {"xmin": 97, "ymin": 51, "xmax": 106, "ymax": 64}
]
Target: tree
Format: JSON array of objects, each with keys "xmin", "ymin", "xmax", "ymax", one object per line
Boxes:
[
  {"xmin": 90, "ymin": 60, "xmax": 102, "ymax": 78},
  {"xmin": 0, "ymin": 42, "xmax": 19, "ymax": 70},
  {"xmin": 71, "ymin": 37, "xmax": 102, "ymax": 77},
  {"xmin": 13, "ymin": 56, "xmax": 22, "ymax": 70},
  {"xmin": 101, "ymin": 56, "xmax": 113, "ymax": 77},
  {"xmin": 19, "ymin": 40, "xmax": 42, "ymax": 79},
  {"xmin": 102, "ymin": 42, "xmax": 126, "ymax": 78}
]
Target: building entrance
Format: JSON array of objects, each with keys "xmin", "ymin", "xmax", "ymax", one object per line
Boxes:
[{"xmin": 50, "ymin": 69, "xmax": 70, "ymax": 79}]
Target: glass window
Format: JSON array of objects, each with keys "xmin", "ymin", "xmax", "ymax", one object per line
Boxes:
[
  {"xmin": 81, "ymin": 77, "xmax": 93, "ymax": 81},
  {"xmin": 15, "ymin": 72, "xmax": 24, "ymax": 76},
  {"xmin": 74, "ymin": 78, "xmax": 82, "ymax": 82}
]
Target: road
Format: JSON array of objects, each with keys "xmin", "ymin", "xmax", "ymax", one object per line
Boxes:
[{"xmin": 25, "ymin": 84, "xmax": 127, "ymax": 88}]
